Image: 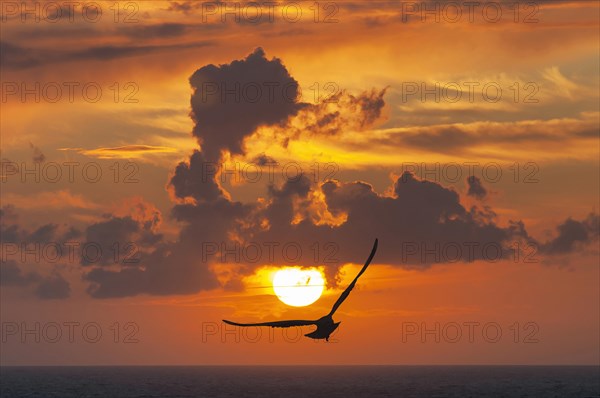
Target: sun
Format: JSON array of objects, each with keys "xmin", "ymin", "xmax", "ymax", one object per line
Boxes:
[{"xmin": 272, "ymin": 267, "xmax": 325, "ymax": 307}]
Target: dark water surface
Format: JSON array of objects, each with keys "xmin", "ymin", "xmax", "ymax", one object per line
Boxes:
[{"xmin": 1, "ymin": 365, "xmax": 598, "ymax": 397}]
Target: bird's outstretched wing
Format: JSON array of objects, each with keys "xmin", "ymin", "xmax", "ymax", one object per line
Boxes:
[
  {"xmin": 223, "ymin": 319, "xmax": 316, "ymax": 328},
  {"xmin": 328, "ymin": 238, "xmax": 378, "ymax": 317}
]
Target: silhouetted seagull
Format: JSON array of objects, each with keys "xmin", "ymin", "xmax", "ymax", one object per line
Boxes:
[{"xmin": 223, "ymin": 238, "xmax": 378, "ymax": 341}]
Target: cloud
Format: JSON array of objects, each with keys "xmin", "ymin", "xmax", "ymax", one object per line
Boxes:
[
  {"xmin": 242, "ymin": 172, "xmax": 515, "ymax": 271},
  {"xmin": 35, "ymin": 273, "xmax": 71, "ymax": 299},
  {"xmin": 0, "ymin": 41, "xmax": 214, "ymax": 69},
  {"xmin": 270, "ymin": 88, "xmax": 388, "ymax": 143},
  {"xmin": 27, "ymin": 224, "xmax": 59, "ymax": 244},
  {"xmin": 187, "ymin": 47, "xmax": 305, "ymax": 162},
  {"xmin": 59, "ymin": 145, "xmax": 179, "ymax": 159},
  {"xmin": 363, "ymin": 116, "xmax": 599, "ymax": 158},
  {"xmin": 78, "ymin": 49, "xmax": 599, "ymax": 298},
  {"xmin": 0, "ymin": 48, "xmax": 586, "ymax": 298},
  {"xmin": 165, "ymin": 1, "xmax": 202, "ymax": 14},
  {"xmin": 119, "ymin": 23, "xmax": 189, "ymax": 39},
  {"xmin": 0, "ymin": 260, "xmax": 70, "ymax": 299},
  {"xmin": 29, "ymin": 142, "xmax": 45, "ymax": 163},
  {"xmin": 467, "ymin": 176, "xmax": 487, "ymax": 200},
  {"xmin": 542, "ymin": 66, "xmax": 581, "ymax": 99},
  {"xmin": 0, "ymin": 260, "xmax": 39, "ymax": 287},
  {"xmin": 0, "ymin": 203, "xmax": 81, "ymax": 245},
  {"xmin": 540, "ymin": 214, "xmax": 599, "ymax": 255},
  {"xmin": 137, "ymin": 52, "xmax": 389, "ymax": 291},
  {"xmin": 0, "ymin": 41, "xmax": 41, "ymax": 68},
  {"xmin": 252, "ymin": 153, "xmax": 278, "ymax": 166},
  {"xmin": 81, "ymin": 214, "xmax": 162, "ymax": 266},
  {"xmin": 84, "ymin": 199, "xmax": 247, "ymax": 298},
  {"xmin": 1, "ymin": 190, "xmax": 101, "ymax": 211},
  {"xmin": 169, "ymin": 150, "xmax": 226, "ymax": 202}
]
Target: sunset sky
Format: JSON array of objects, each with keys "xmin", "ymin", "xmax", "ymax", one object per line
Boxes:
[{"xmin": 1, "ymin": 0, "xmax": 598, "ymax": 365}]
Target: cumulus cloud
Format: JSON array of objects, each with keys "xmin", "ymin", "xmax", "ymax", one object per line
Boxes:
[
  {"xmin": 2, "ymin": 48, "xmax": 589, "ymax": 299},
  {"xmin": 86, "ymin": 48, "xmax": 307, "ymax": 296},
  {"xmin": 242, "ymin": 172, "xmax": 513, "ymax": 270},
  {"xmin": 188, "ymin": 47, "xmax": 305, "ymax": 161}
]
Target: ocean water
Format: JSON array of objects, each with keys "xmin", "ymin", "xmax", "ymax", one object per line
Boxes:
[{"xmin": 1, "ymin": 366, "xmax": 598, "ymax": 398}]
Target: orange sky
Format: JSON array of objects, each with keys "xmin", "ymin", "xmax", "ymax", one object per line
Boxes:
[{"xmin": 0, "ymin": 0, "xmax": 598, "ymax": 365}]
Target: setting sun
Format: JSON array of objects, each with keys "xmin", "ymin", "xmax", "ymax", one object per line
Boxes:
[{"xmin": 272, "ymin": 268, "xmax": 325, "ymax": 307}]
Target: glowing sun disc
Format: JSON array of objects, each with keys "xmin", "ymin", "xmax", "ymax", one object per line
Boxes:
[{"xmin": 272, "ymin": 268, "xmax": 325, "ymax": 307}]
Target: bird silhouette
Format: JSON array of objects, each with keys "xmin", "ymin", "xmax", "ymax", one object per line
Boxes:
[{"xmin": 223, "ymin": 238, "xmax": 378, "ymax": 341}]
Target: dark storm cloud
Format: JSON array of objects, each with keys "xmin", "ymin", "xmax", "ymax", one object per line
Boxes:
[{"xmin": 467, "ymin": 176, "xmax": 487, "ymax": 200}]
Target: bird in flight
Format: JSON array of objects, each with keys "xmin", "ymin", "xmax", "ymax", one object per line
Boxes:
[{"xmin": 223, "ymin": 238, "xmax": 378, "ymax": 341}]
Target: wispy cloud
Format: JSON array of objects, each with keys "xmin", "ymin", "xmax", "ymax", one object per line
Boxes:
[{"xmin": 59, "ymin": 145, "xmax": 179, "ymax": 159}]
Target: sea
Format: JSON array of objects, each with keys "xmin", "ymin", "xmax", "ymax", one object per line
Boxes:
[{"xmin": 1, "ymin": 366, "xmax": 598, "ymax": 397}]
